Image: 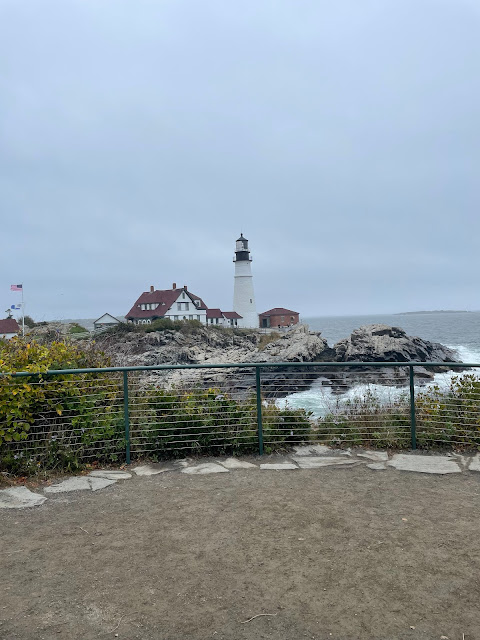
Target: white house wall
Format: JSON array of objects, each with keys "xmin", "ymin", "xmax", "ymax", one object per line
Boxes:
[{"xmin": 164, "ymin": 291, "xmax": 207, "ymax": 323}]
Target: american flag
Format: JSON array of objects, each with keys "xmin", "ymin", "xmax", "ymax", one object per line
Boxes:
[{"xmin": 10, "ymin": 284, "xmax": 23, "ymax": 291}]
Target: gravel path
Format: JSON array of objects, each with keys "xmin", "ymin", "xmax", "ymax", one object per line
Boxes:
[{"xmin": 1, "ymin": 452, "xmax": 480, "ymax": 639}]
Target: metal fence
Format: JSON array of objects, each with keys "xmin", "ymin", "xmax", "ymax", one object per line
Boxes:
[{"xmin": 1, "ymin": 361, "xmax": 479, "ymax": 470}]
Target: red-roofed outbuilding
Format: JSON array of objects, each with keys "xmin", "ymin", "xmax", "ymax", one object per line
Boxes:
[
  {"xmin": 259, "ymin": 308, "xmax": 299, "ymax": 329},
  {"xmin": 0, "ymin": 318, "xmax": 20, "ymax": 339}
]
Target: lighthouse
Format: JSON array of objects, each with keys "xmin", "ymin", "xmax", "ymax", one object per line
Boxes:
[{"xmin": 233, "ymin": 234, "xmax": 258, "ymax": 328}]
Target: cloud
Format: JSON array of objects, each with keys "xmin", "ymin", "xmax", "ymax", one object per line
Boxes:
[{"xmin": 0, "ymin": 0, "xmax": 479, "ymax": 319}]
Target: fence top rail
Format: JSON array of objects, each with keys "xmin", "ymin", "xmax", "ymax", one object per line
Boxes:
[{"xmin": 0, "ymin": 361, "xmax": 478, "ymax": 378}]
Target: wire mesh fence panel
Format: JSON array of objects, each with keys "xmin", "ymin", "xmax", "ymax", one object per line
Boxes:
[
  {"xmin": 269, "ymin": 366, "xmax": 412, "ymax": 448},
  {"xmin": 127, "ymin": 371, "xmax": 261, "ymax": 458},
  {"xmin": 2, "ymin": 362, "xmax": 480, "ymax": 472},
  {"xmin": 0, "ymin": 372, "xmax": 125, "ymax": 472},
  {"xmin": 415, "ymin": 369, "xmax": 480, "ymax": 448}
]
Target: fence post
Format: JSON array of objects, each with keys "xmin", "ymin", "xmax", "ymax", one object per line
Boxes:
[
  {"xmin": 123, "ymin": 370, "xmax": 131, "ymax": 464},
  {"xmin": 409, "ymin": 365, "xmax": 417, "ymax": 450},
  {"xmin": 255, "ymin": 366, "xmax": 264, "ymax": 455}
]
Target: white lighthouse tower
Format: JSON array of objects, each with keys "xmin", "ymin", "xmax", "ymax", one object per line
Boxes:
[{"xmin": 233, "ymin": 233, "xmax": 258, "ymax": 328}]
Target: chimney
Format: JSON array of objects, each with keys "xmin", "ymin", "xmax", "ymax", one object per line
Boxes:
[
  {"xmin": 150, "ymin": 285, "xmax": 154, "ymax": 293},
  {"xmin": 183, "ymin": 284, "xmax": 187, "ymax": 290},
  {"xmin": 172, "ymin": 282, "xmax": 177, "ymax": 289}
]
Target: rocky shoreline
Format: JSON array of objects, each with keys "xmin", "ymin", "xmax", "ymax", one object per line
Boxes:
[
  {"xmin": 27, "ymin": 321, "xmax": 462, "ymax": 398},
  {"xmin": 83, "ymin": 323, "xmax": 461, "ymax": 398}
]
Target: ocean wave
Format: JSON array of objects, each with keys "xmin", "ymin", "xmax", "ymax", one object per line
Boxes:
[{"xmin": 278, "ymin": 346, "xmax": 480, "ymax": 419}]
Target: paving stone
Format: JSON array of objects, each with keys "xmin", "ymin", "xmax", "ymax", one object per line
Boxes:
[
  {"xmin": 388, "ymin": 454, "xmax": 461, "ymax": 474},
  {"xmin": 181, "ymin": 463, "xmax": 229, "ymax": 475},
  {"xmin": 133, "ymin": 459, "xmax": 191, "ymax": 476},
  {"xmin": 44, "ymin": 477, "xmax": 116, "ymax": 493},
  {"xmin": 89, "ymin": 470, "xmax": 132, "ymax": 480},
  {"xmin": 358, "ymin": 451, "xmax": 389, "ymax": 462},
  {"xmin": 292, "ymin": 444, "xmax": 332, "ymax": 456},
  {"xmin": 292, "ymin": 456, "xmax": 359, "ymax": 469},
  {"xmin": 132, "ymin": 464, "xmax": 173, "ymax": 476},
  {"xmin": 0, "ymin": 486, "xmax": 47, "ymax": 509},
  {"xmin": 218, "ymin": 458, "xmax": 257, "ymax": 469},
  {"xmin": 468, "ymin": 454, "xmax": 480, "ymax": 472},
  {"xmin": 259, "ymin": 463, "xmax": 298, "ymax": 470},
  {"xmin": 367, "ymin": 462, "xmax": 387, "ymax": 470}
]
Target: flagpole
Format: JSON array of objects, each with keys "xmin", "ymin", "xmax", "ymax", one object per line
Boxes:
[{"xmin": 22, "ymin": 286, "xmax": 24, "ymax": 337}]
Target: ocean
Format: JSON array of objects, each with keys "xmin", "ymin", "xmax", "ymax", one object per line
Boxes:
[
  {"xmin": 304, "ymin": 311, "xmax": 480, "ymax": 363},
  {"xmin": 280, "ymin": 312, "xmax": 480, "ymax": 417}
]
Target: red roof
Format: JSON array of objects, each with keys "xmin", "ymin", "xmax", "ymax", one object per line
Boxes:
[
  {"xmin": 259, "ymin": 308, "xmax": 299, "ymax": 317},
  {"xmin": 0, "ymin": 318, "xmax": 20, "ymax": 334},
  {"xmin": 126, "ymin": 287, "xmax": 208, "ymax": 320},
  {"xmin": 206, "ymin": 308, "xmax": 224, "ymax": 319},
  {"xmin": 223, "ymin": 311, "xmax": 242, "ymax": 319}
]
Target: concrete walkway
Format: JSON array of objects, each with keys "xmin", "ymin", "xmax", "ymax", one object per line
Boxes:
[{"xmin": 1, "ymin": 446, "xmax": 479, "ymax": 509}]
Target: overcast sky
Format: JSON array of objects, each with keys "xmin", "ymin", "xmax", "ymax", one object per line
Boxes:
[{"xmin": 1, "ymin": 0, "xmax": 479, "ymax": 320}]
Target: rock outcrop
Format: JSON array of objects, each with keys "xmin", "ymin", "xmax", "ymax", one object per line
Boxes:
[
  {"xmin": 331, "ymin": 324, "xmax": 460, "ymax": 389},
  {"xmin": 334, "ymin": 324, "xmax": 457, "ymax": 364},
  {"xmin": 95, "ymin": 324, "xmax": 335, "ymax": 397}
]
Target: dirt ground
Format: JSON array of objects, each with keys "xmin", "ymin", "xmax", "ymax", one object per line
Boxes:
[{"xmin": 1, "ymin": 462, "xmax": 480, "ymax": 640}]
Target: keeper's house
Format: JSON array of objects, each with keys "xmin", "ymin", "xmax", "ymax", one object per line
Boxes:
[
  {"xmin": 126, "ymin": 284, "xmax": 209, "ymax": 325},
  {"xmin": 259, "ymin": 308, "xmax": 300, "ymax": 329},
  {"xmin": 0, "ymin": 318, "xmax": 20, "ymax": 340},
  {"xmin": 126, "ymin": 284, "xmax": 243, "ymax": 327}
]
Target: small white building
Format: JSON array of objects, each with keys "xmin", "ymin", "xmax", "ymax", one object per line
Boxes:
[
  {"xmin": 206, "ymin": 309, "xmax": 242, "ymax": 328},
  {"xmin": 93, "ymin": 313, "xmax": 121, "ymax": 330},
  {"xmin": 0, "ymin": 318, "xmax": 20, "ymax": 340}
]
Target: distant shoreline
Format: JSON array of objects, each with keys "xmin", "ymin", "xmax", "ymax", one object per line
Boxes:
[{"xmin": 394, "ymin": 310, "xmax": 471, "ymax": 315}]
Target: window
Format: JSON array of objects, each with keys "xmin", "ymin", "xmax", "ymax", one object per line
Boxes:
[
  {"xmin": 174, "ymin": 315, "xmax": 178, "ymax": 321},
  {"xmin": 182, "ymin": 292, "xmax": 186, "ymax": 299},
  {"xmin": 250, "ymin": 299, "xmax": 252, "ymax": 303},
  {"xmin": 177, "ymin": 303, "xmax": 181, "ymax": 311},
  {"xmin": 281, "ymin": 316, "xmax": 285, "ymax": 322},
  {"xmin": 185, "ymin": 303, "xmax": 189, "ymax": 310},
  {"xmin": 215, "ymin": 318, "xmax": 219, "ymax": 324},
  {"xmin": 197, "ymin": 315, "xmax": 200, "ymax": 320},
  {"xmin": 189, "ymin": 315, "xmax": 193, "ymax": 320}
]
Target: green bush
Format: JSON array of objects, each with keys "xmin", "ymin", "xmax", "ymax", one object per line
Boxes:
[
  {"xmin": 316, "ymin": 373, "xmax": 480, "ymax": 450},
  {"xmin": 145, "ymin": 318, "xmax": 182, "ymax": 332},
  {"xmin": 24, "ymin": 315, "xmax": 36, "ymax": 329},
  {"xmin": 68, "ymin": 323, "xmax": 88, "ymax": 334},
  {"xmin": 317, "ymin": 390, "xmax": 411, "ymax": 448},
  {"xmin": 0, "ymin": 338, "xmax": 314, "ymax": 474},
  {"xmin": 129, "ymin": 385, "xmax": 313, "ymax": 458},
  {"xmin": 415, "ymin": 374, "xmax": 480, "ymax": 448},
  {"xmin": 0, "ymin": 338, "xmax": 123, "ymax": 474}
]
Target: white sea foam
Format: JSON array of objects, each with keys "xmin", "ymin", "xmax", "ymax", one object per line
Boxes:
[{"xmin": 278, "ymin": 344, "xmax": 480, "ymax": 418}]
